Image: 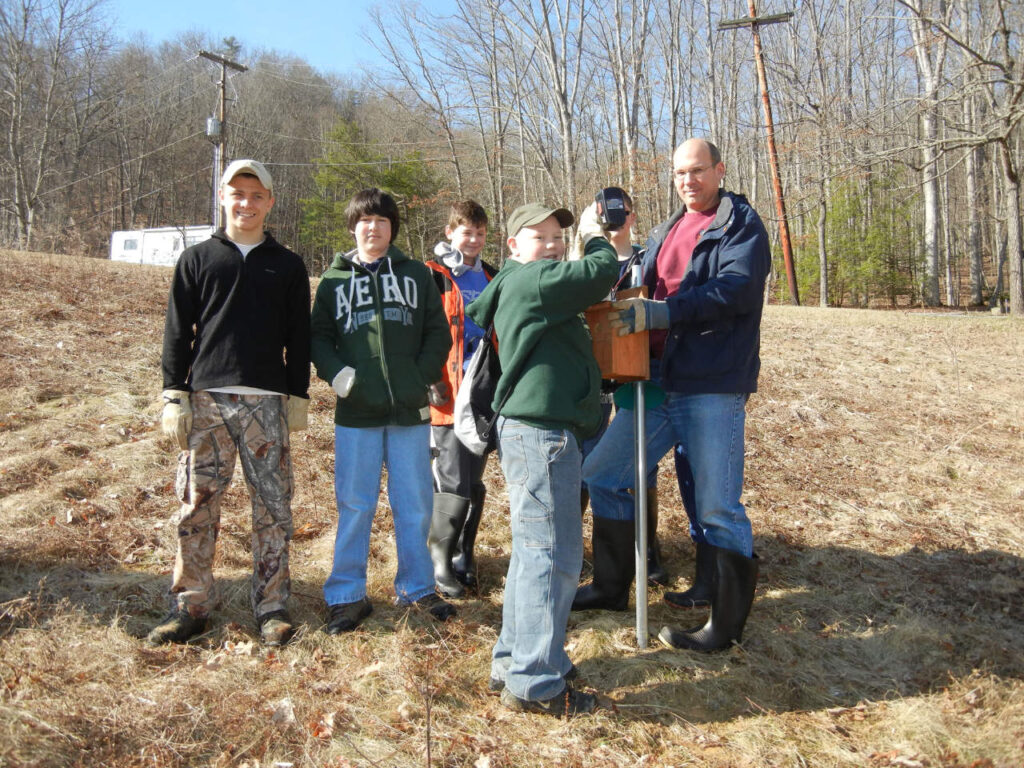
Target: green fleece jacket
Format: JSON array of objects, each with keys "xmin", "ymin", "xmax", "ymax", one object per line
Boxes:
[
  {"xmin": 311, "ymin": 245, "xmax": 451, "ymax": 428},
  {"xmin": 465, "ymin": 237, "xmax": 619, "ymax": 440}
]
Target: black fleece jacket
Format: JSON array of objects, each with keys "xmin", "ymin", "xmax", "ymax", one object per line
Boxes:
[{"xmin": 161, "ymin": 230, "xmax": 311, "ymax": 398}]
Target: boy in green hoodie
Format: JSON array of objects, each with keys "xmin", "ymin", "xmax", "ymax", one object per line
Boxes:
[
  {"xmin": 465, "ymin": 202, "xmax": 619, "ymax": 716},
  {"xmin": 310, "ymin": 188, "xmax": 455, "ymax": 633}
]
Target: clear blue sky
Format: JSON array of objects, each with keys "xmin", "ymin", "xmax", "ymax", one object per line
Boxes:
[{"xmin": 104, "ymin": 0, "xmax": 455, "ymax": 76}]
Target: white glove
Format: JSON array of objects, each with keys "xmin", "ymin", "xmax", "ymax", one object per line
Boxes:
[
  {"xmin": 331, "ymin": 367, "xmax": 356, "ymax": 398},
  {"xmin": 286, "ymin": 396, "xmax": 309, "ymax": 432},
  {"xmin": 161, "ymin": 389, "xmax": 192, "ymax": 451},
  {"xmin": 576, "ymin": 202, "xmax": 607, "ymax": 245}
]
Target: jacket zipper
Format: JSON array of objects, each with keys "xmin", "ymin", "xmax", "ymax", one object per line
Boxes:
[{"xmin": 367, "ymin": 266, "xmax": 396, "ymax": 411}]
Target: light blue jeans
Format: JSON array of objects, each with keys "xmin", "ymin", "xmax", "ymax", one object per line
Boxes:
[
  {"xmin": 324, "ymin": 424, "xmax": 436, "ymax": 606},
  {"xmin": 583, "ymin": 392, "xmax": 752, "ymax": 557},
  {"xmin": 491, "ymin": 418, "xmax": 582, "ymax": 702}
]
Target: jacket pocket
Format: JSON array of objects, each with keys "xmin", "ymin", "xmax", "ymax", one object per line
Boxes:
[
  {"xmin": 389, "ymin": 355, "xmax": 429, "ymax": 411},
  {"xmin": 347, "ymin": 360, "xmax": 391, "ymax": 417}
]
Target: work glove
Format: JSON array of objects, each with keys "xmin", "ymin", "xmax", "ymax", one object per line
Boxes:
[
  {"xmin": 331, "ymin": 367, "xmax": 356, "ymax": 398},
  {"xmin": 428, "ymin": 380, "xmax": 451, "ymax": 407},
  {"xmin": 161, "ymin": 389, "xmax": 192, "ymax": 451},
  {"xmin": 286, "ymin": 396, "xmax": 309, "ymax": 432},
  {"xmin": 608, "ymin": 297, "xmax": 670, "ymax": 336},
  {"xmin": 577, "ymin": 202, "xmax": 608, "ymax": 245}
]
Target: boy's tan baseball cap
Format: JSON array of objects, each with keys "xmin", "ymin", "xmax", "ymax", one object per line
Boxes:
[{"xmin": 507, "ymin": 203, "xmax": 574, "ymax": 237}]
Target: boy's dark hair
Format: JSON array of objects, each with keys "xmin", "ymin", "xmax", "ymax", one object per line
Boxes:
[
  {"xmin": 448, "ymin": 200, "xmax": 488, "ymax": 230},
  {"xmin": 346, "ymin": 188, "xmax": 400, "ymax": 242}
]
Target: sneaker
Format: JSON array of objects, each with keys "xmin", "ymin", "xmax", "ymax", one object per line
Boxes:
[
  {"xmin": 258, "ymin": 610, "xmax": 294, "ymax": 647},
  {"xmin": 325, "ymin": 598, "xmax": 373, "ymax": 635},
  {"xmin": 489, "ymin": 664, "xmax": 579, "ymax": 692},
  {"xmin": 414, "ymin": 592, "xmax": 456, "ymax": 622},
  {"xmin": 146, "ymin": 608, "xmax": 208, "ymax": 645},
  {"xmin": 500, "ymin": 683, "xmax": 597, "ymax": 718}
]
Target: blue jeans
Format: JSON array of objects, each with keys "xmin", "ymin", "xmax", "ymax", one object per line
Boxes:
[
  {"xmin": 583, "ymin": 392, "xmax": 752, "ymax": 557},
  {"xmin": 324, "ymin": 424, "xmax": 436, "ymax": 606},
  {"xmin": 491, "ymin": 418, "xmax": 582, "ymax": 702}
]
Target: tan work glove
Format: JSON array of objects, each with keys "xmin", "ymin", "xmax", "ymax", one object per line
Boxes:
[
  {"xmin": 608, "ymin": 297, "xmax": 670, "ymax": 336},
  {"xmin": 287, "ymin": 396, "xmax": 309, "ymax": 432},
  {"xmin": 161, "ymin": 389, "xmax": 192, "ymax": 450}
]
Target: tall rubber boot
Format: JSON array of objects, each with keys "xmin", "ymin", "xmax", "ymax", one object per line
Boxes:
[
  {"xmin": 451, "ymin": 486, "xmax": 484, "ymax": 589},
  {"xmin": 572, "ymin": 517, "xmax": 635, "ymax": 611},
  {"xmin": 658, "ymin": 546, "xmax": 759, "ymax": 652},
  {"xmin": 663, "ymin": 541, "xmax": 713, "ymax": 608},
  {"xmin": 427, "ymin": 493, "xmax": 470, "ymax": 598},
  {"xmin": 646, "ymin": 487, "xmax": 669, "ymax": 586}
]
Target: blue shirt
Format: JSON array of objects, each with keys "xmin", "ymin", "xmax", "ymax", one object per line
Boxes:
[{"xmin": 455, "ymin": 267, "xmax": 489, "ymax": 369}]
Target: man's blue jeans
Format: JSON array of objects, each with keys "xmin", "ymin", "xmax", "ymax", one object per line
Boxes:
[
  {"xmin": 491, "ymin": 418, "xmax": 582, "ymax": 702},
  {"xmin": 324, "ymin": 424, "xmax": 436, "ymax": 606},
  {"xmin": 583, "ymin": 392, "xmax": 752, "ymax": 557}
]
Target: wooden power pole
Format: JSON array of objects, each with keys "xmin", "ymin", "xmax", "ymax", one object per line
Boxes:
[
  {"xmin": 199, "ymin": 50, "xmax": 248, "ymax": 230},
  {"xmin": 720, "ymin": 5, "xmax": 800, "ymax": 306}
]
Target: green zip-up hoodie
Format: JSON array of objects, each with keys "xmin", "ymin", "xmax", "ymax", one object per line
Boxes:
[
  {"xmin": 311, "ymin": 245, "xmax": 451, "ymax": 428},
  {"xmin": 465, "ymin": 237, "xmax": 619, "ymax": 441}
]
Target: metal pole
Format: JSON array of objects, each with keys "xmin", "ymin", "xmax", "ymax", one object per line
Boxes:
[
  {"xmin": 631, "ymin": 262, "xmax": 648, "ymax": 649},
  {"xmin": 634, "ymin": 381, "xmax": 648, "ymax": 649}
]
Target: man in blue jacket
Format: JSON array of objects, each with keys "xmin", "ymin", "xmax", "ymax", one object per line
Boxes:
[{"xmin": 582, "ymin": 138, "xmax": 770, "ymax": 652}]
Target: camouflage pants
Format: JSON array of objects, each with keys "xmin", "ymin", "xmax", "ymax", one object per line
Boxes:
[{"xmin": 170, "ymin": 391, "xmax": 293, "ymax": 619}]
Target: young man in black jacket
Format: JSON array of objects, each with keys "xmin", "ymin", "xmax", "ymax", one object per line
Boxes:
[{"xmin": 151, "ymin": 159, "xmax": 311, "ymax": 647}]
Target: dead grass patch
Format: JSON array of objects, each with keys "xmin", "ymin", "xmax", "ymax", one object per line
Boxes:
[{"xmin": 1, "ymin": 251, "xmax": 1022, "ymax": 767}]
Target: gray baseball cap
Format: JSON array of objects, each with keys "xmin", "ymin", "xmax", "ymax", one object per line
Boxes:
[
  {"xmin": 507, "ymin": 202, "xmax": 574, "ymax": 237},
  {"xmin": 221, "ymin": 159, "xmax": 273, "ymax": 194}
]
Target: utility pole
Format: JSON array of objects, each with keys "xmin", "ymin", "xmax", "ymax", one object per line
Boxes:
[
  {"xmin": 720, "ymin": 5, "xmax": 800, "ymax": 306},
  {"xmin": 199, "ymin": 50, "xmax": 248, "ymax": 229}
]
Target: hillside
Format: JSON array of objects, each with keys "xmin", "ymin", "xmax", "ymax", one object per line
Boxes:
[{"xmin": 1, "ymin": 249, "xmax": 1022, "ymax": 767}]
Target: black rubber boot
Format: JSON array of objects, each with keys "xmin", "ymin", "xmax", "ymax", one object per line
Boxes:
[
  {"xmin": 658, "ymin": 547, "xmax": 759, "ymax": 652},
  {"xmin": 664, "ymin": 541, "xmax": 714, "ymax": 608},
  {"xmin": 427, "ymin": 493, "xmax": 470, "ymax": 598},
  {"xmin": 452, "ymin": 486, "xmax": 485, "ymax": 589},
  {"xmin": 646, "ymin": 487, "xmax": 669, "ymax": 586},
  {"xmin": 572, "ymin": 517, "xmax": 635, "ymax": 611}
]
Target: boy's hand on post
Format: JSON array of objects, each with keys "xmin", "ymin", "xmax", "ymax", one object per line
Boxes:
[
  {"xmin": 286, "ymin": 396, "xmax": 309, "ymax": 432},
  {"xmin": 331, "ymin": 367, "xmax": 356, "ymax": 398},
  {"xmin": 608, "ymin": 298, "xmax": 670, "ymax": 336},
  {"xmin": 161, "ymin": 389, "xmax": 192, "ymax": 451}
]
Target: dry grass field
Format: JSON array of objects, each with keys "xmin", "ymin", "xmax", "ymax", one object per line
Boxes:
[{"xmin": 1, "ymin": 249, "xmax": 1022, "ymax": 768}]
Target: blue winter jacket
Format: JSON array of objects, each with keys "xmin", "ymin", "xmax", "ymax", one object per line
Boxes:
[{"xmin": 641, "ymin": 191, "xmax": 771, "ymax": 395}]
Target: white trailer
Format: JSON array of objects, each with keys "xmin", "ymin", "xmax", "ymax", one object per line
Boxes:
[{"xmin": 109, "ymin": 225, "xmax": 213, "ymax": 267}]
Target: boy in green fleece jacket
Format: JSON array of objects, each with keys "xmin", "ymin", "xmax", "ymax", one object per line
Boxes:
[
  {"xmin": 465, "ymin": 202, "xmax": 619, "ymax": 716},
  {"xmin": 310, "ymin": 188, "xmax": 455, "ymax": 634}
]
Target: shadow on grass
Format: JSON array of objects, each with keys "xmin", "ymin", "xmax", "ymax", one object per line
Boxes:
[{"xmin": 570, "ymin": 534, "xmax": 1023, "ymax": 723}]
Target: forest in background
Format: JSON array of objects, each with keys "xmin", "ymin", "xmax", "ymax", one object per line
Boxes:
[{"xmin": 2, "ymin": 0, "xmax": 1022, "ymax": 311}]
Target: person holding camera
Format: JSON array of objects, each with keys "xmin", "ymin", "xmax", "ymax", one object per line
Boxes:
[{"xmin": 582, "ymin": 139, "xmax": 770, "ymax": 652}]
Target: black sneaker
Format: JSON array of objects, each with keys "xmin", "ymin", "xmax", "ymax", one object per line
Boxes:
[
  {"xmin": 414, "ymin": 592, "xmax": 456, "ymax": 622},
  {"xmin": 489, "ymin": 664, "xmax": 579, "ymax": 692},
  {"xmin": 258, "ymin": 610, "xmax": 294, "ymax": 647},
  {"xmin": 500, "ymin": 683, "xmax": 596, "ymax": 717},
  {"xmin": 146, "ymin": 608, "xmax": 209, "ymax": 645},
  {"xmin": 325, "ymin": 598, "xmax": 373, "ymax": 634}
]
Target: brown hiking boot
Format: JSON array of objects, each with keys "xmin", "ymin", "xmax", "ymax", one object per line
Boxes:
[
  {"xmin": 146, "ymin": 608, "xmax": 208, "ymax": 645},
  {"xmin": 258, "ymin": 610, "xmax": 294, "ymax": 647}
]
